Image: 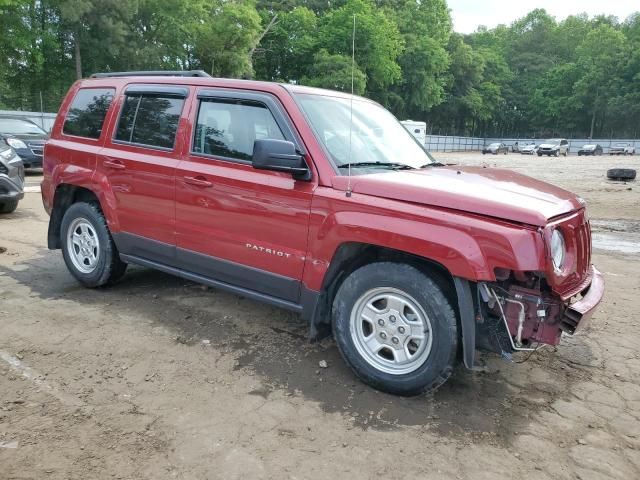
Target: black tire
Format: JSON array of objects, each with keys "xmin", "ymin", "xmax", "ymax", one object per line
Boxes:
[
  {"xmin": 332, "ymin": 262, "xmax": 458, "ymax": 396},
  {"xmin": 60, "ymin": 202, "xmax": 127, "ymax": 288},
  {"xmin": 554, "ymin": 150, "xmax": 560, "ymax": 157},
  {"xmin": 537, "ymin": 153, "xmax": 542, "ymax": 157},
  {"xmin": 607, "ymin": 168, "xmax": 636, "ymax": 181},
  {"xmin": 0, "ymin": 199, "xmax": 19, "ymax": 214}
]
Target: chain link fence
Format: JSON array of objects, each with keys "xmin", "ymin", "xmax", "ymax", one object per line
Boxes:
[{"xmin": 426, "ymin": 135, "xmax": 640, "ymax": 154}]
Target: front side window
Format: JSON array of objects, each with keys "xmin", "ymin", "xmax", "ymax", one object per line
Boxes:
[
  {"xmin": 193, "ymin": 99, "xmax": 285, "ymax": 161},
  {"xmin": 115, "ymin": 94, "xmax": 185, "ymax": 149},
  {"xmin": 63, "ymin": 88, "xmax": 115, "ymax": 139},
  {"xmin": 295, "ymin": 93, "xmax": 433, "ymax": 173}
]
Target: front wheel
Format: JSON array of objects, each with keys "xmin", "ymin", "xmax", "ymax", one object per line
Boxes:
[
  {"xmin": 60, "ymin": 202, "xmax": 127, "ymax": 288},
  {"xmin": 332, "ymin": 262, "xmax": 458, "ymax": 396}
]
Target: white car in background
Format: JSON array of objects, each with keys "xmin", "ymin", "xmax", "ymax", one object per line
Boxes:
[
  {"xmin": 537, "ymin": 139, "xmax": 570, "ymax": 157},
  {"xmin": 520, "ymin": 143, "xmax": 538, "ymax": 155},
  {"xmin": 609, "ymin": 143, "xmax": 636, "ymax": 155}
]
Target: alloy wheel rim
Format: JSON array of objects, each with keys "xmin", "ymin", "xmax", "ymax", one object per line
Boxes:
[
  {"xmin": 67, "ymin": 218, "xmax": 100, "ymax": 274},
  {"xmin": 349, "ymin": 287, "xmax": 433, "ymax": 375}
]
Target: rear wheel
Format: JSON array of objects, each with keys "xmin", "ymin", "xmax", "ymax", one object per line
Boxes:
[
  {"xmin": 0, "ymin": 199, "xmax": 19, "ymax": 214},
  {"xmin": 332, "ymin": 262, "xmax": 458, "ymax": 396},
  {"xmin": 60, "ymin": 202, "xmax": 127, "ymax": 287}
]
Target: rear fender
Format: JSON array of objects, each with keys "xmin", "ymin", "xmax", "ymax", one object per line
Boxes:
[{"xmin": 47, "ymin": 165, "xmax": 121, "ymax": 248}]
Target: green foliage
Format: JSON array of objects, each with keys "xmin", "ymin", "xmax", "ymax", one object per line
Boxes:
[
  {"xmin": 254, "ymin": 6, "xmax": 318, "ymax": 82},
  {"xmin": 301, "ymin": 49, "xmax": 366, "ymax": 94},
  {"xmin": 318, "ymin": 0, "xmax": 402, "ymax": 90},
  {"xmin": 387, "ymin": 0, "xmax": 451, "ymax": 118},
  {"xmin": 191, "ymin": 0, "xmax": 262, "ymax": 78},
  {"xmin": 0, "ymin": 2, "xmax": 639, "ymax": 137}
]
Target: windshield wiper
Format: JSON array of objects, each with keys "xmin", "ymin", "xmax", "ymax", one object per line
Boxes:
[
  {"xmin": 337, "ymin": 161, "xmax": 415, "ymax": 170},
  {"xmin": 420, "ymin": 162, "xmax": 445, "ymax": 168}
]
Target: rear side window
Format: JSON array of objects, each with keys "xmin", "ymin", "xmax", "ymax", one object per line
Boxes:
[
  {"xmin": 63, "ymin": 88, "xmax": 115, "ymax": 139},
  {"xmin": 193, "ymin": 99, "xmax": 284, "ymax": 161},
  {"xmin": 115, "ymin": 94, "xmax": 185, "ymax": 149}
]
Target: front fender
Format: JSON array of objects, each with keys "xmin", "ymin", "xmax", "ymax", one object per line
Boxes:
[{"xmin": 302, "ymin": 188, "xmax": 544, "ymax": 291}]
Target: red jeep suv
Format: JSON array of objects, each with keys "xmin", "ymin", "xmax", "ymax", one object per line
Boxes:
[{"xmin": 42, "ymin": 71, "xmax": 604, "ymax": 395}]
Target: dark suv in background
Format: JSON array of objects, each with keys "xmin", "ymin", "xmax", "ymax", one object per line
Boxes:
[
  {"xmin": 0, "ymin": 139, "xmax": 24, "ymax": 213},
  {"xmin": 0, "ymin": 116, "xmax": 48, "ymax": 168}
]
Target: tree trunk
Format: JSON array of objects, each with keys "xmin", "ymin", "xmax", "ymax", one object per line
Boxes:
[
  {"xmin": 589, "ymin": 109, "xmax": 596, "ymax": 139},
  {"xmin": 249, "ymin": 14, "xmax": 278, "ymax": 62},
  {"xmin": 74, "ymin": 35, "xmax": 82, "ymax": 80}
]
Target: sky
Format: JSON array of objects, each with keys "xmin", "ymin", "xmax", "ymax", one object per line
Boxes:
[{"xmin": 448, "ymin": 0, "xmax": 639, "ymax": 33}]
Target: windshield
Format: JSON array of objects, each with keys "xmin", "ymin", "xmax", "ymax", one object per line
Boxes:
[
  {"xmin": 489, "ymin": 143, "xmax": 501, "ymax": 147},
  {"xmin": 583, "ymin": 144, "xmax": 596, "ymax": 148},
  {"xmin": 616, "ymin": 143, "xmax": 627, "ymax": 147},
  {"xmin": 0, "ymin": 118, "xmax": 46, "ymax": 135},
  {"xmin": 294, "ymin": 93, "xmax": 433, "ymax": 171},
  {"xmin": 545, "ymin": 139, "xmax": 560, "ymax": 145}
]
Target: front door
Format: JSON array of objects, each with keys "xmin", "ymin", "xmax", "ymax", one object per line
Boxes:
[
  {"xmin": 175, "ymin": 89, "xmax": 315, "ymax": 303},
  {"xmin": 97, "ymin": 85, "xmax": 189, "ymax": 263}
]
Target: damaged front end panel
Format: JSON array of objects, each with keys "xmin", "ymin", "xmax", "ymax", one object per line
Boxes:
[{"xmin": 475, "ymin": 268, "xmax": 602, "ymax": 356}]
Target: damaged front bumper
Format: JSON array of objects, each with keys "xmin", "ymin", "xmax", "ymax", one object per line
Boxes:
[
  {"xmin": 560, "ymin": 266, "xmax": 604, "ymax": 334},
  {"xmin": 479, "ymin": 266, "xmax": 604, "ymax": 352}
]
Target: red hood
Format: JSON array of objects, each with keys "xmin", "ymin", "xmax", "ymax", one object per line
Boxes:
[{"xmin": 332, "ymin": 166, "xmax": 583, "ymax": 226}]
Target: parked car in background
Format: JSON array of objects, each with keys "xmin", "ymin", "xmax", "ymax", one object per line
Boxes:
[
  {"xmin": 0, "ymin": 139, "xmax": 24, "ymax": 214},
  {"xmin": 538, "ymin": 139, "xmax": 569, "ymax": 157},
  {"xmin": 578, "ymin": 144, "xmax": 603, "ymax": 156},
  {"xmin": 0, "ymin": 116, "xmax": 48, "ymax": 168},
  {"xmin": 609, "ymin": 143, "xmax": 635, "ymax": 156},
  {"xmin": 482, "ymin": 142, "xmax": 508, "ymax": 155},
  {"xmin": 42, "ymin": 71, "xmax": 604, "ymax": 396},
  {"xmin": 520, "ymin": 143, "xmax": 538, "ymax": 155}
]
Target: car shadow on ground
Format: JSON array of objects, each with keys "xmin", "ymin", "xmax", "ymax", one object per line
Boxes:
[{"xmin": 0, "ymin": 251, "xmax": 594, "ymax": 442}]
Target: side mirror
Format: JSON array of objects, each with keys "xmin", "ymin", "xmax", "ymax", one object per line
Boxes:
[{"xmin": 252, "ymin": 139, "xmax": 310, "ymax": 180}]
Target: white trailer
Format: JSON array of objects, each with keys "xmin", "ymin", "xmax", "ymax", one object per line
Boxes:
[{"xmin": 401, "ymin": 120, "xmax": 426, "ymax": 145}]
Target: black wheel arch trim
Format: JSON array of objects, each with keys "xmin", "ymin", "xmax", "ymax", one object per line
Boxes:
[{"xmin": 453, "ymin": 277, "xmax": 476, "ymax": 369}]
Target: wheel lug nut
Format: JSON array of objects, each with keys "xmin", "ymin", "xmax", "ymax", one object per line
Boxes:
[
  {"xmin": 392, "ymin": 337, "xmax": 399, "ymax": 344},
  {"xmin": 380, "ymin": 332, "xmax": 387, "ymax": 339},
  {"xmin": 389, "ymin": 315, "xmax": 396, "ymax": 323},
  {"xmin": 398, "ymin": 327, "xmax": 405, "ymax": 334},
  {"xmin": 378, "ymin": 319, "xmax": 385, "ymax": 326}
]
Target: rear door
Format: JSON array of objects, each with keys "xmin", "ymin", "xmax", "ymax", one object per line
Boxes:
[
  {"xmin": 175, "ymin": 89, "xmax": 315, "ymax": 303},
  {"xmin": 97, "ymin": 84, "xmax": 189, "ymax": 263}
]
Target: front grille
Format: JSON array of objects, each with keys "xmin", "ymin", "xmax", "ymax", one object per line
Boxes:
[{"xmin": 27, "ymin": 141, "xmax": 45, "ymax": 157}]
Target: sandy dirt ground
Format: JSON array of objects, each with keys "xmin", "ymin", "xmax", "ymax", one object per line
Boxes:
[{"xmin": 1, "ymin": 153, "xmax": 639, "ymax": 479}]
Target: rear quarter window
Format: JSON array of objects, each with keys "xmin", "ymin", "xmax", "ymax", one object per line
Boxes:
[{"xmin": 63, "ymin": 88, "xmax": 115, "ymax": 139}]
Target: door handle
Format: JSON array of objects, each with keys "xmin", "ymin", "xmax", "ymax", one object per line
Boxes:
[
  {"xmin": 184, "ymin": 176, "xmax": 213, "ymax": 188},
  {"xmin": 104, "ymin": 160, "xmax": 125, "ymax": 170}
]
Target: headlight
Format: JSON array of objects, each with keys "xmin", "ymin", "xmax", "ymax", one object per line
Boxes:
[
  {"xmin": 551, "ymin": 229, "xmax": 566, "ymax": 271},
  {"xmin": 6, "ymin": 138, "xmax": 27, "ymax": 149}
]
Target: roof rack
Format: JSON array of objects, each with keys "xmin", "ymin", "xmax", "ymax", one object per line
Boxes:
[{"xmin": 90, "ymin": 70, "xmax": 211, "ymax": 79}]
